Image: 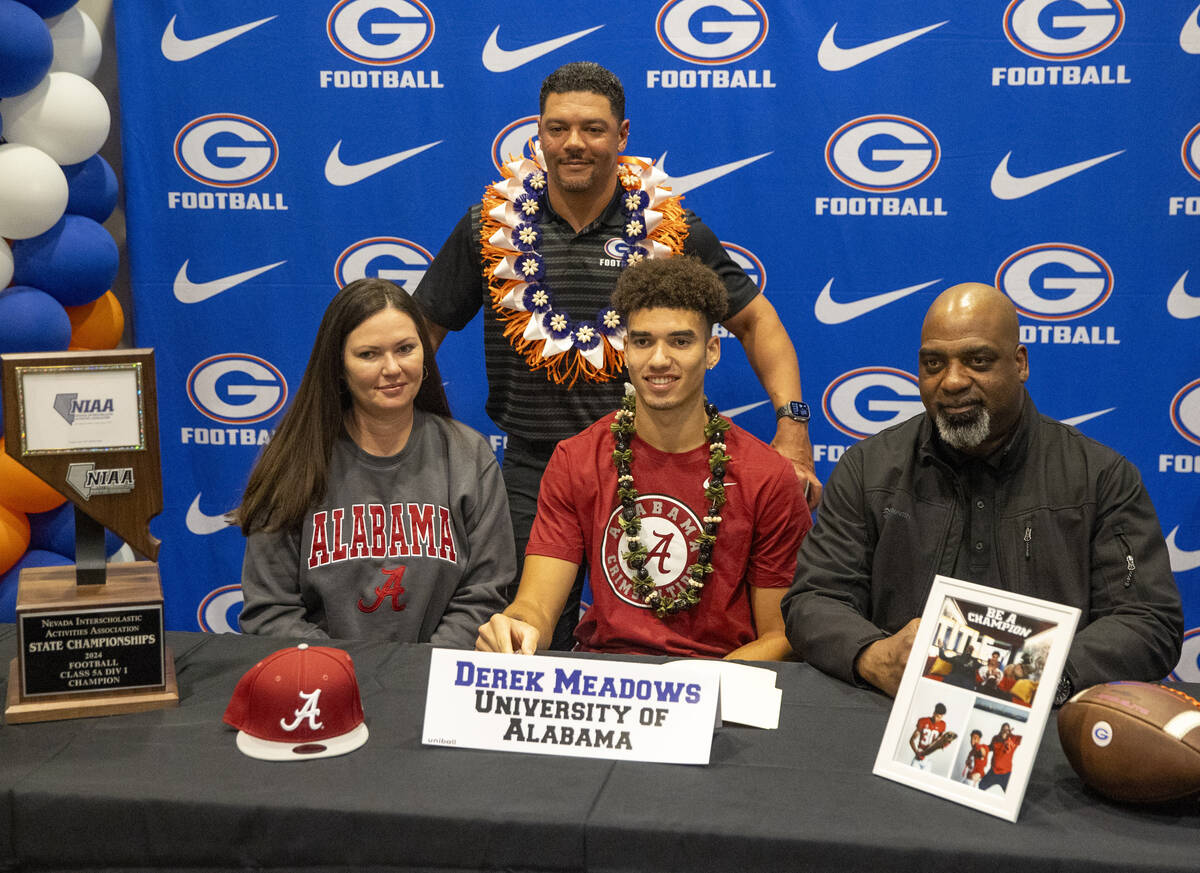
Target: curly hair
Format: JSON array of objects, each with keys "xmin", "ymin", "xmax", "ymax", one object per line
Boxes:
[
  {"xmin": 539, "ymin": 61, "xmax": 625, "ymax": 120},
  {"xmin": 611, "ymin": 256, "xmax": 728, "ymax": 330}
]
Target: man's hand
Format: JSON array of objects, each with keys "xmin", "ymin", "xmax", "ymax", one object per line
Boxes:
[
  {"xmin": 476, "ymin": 613, "xmax": 540, "ymax": 655},
  {"xmin": 770, "ymin": 421, "xmax": 822, "ymax": 509},
  {"xmin": 855, "ymin": 618, "xmax": 921, "ymax": 696}
]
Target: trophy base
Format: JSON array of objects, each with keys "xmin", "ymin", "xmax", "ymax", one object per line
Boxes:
[
  {"xmin": 4, "ymin": 561, "xmax": 180, "ymax": 725},
  {"xmin": 5, "ymin": 651, "xmax": 178, "ymax": 724}
]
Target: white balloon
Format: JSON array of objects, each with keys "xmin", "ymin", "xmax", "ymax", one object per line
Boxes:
[
  {"xmin": 47, "ymin": 8, "xmax": 103, "ymax": 80},
  {"xmin": 0, "ymin": 239, "xmax": 12, "ymax": 288},
  {"xmin": 0, "ymin": 143, "xmax": 69, "ymax": 240},
  {"xmin": 0, "ymin": 71, "xmax": 110, "ymax": 165}
]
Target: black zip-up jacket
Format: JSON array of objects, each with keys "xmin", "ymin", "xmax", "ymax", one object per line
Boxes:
[{"xmin": 783, "ymin": 391, "xmax": 1183, "ymax": 691}]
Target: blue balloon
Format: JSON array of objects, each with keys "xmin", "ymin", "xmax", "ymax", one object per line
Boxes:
[
  {"xmin": 0, "ymin": 1, "xmax": 53, "ymax": 97},
  {"xmin": 16, "ymin": 0, "xmax": 77, "ymax": 19},
  {"xmin": 11, "ymin": 214, "xmax": 118, "ymax": 307},
  {"xmin": 0, "ymin": 549, "xmax": 72, "ymax": 622},
  {"xmin": 0, "ymin": 285, "xmax": 71, "ymax": 353},
  {"xmin": 28, "ymin": 502, "xmax": 124, "ymax": 559},
  {"xmin": 63, "ymin": 154, "xmax": 119, "ymax": 223}
]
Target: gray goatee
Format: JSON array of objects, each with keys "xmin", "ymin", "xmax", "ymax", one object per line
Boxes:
[{"xmin": 935, "ymin": 407, "xmax": 991, "ymax": 451}]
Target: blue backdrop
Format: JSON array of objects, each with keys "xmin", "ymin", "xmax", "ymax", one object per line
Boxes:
[{"xmin": 113, "ymin": 1, "xmax": 1200, "ymax": 678}]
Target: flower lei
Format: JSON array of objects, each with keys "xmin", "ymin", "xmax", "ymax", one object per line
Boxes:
[
  {"xmin": 480, "ymin": 148, "xmax": 687, "ymax": 387},
  {"xmin": 610, "ymin": 392, "xmax": 731, "ymax": 617}
]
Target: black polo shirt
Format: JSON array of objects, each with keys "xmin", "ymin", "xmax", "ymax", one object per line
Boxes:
[{"xmin": 415, "ymin": 184, "xmax": 759, "ymax": 442}]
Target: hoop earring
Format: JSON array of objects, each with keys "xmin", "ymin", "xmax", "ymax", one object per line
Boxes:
[{"xmin": 422, "ymin": 366, "xmax": 429, "ymax": 380}]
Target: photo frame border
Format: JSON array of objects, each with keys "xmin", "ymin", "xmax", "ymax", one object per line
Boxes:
[{"xmin": 872, "ymin": 575, "xmax": 1081, "ymax": 822}]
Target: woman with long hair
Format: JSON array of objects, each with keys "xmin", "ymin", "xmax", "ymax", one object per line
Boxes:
[{"xmin": 237, "ymin": 278, "xmax": 512, "ymax": 644}]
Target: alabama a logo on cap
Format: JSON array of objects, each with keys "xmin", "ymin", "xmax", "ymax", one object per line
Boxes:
[
  {"xmin": 223, "ymin": 643, "xmax": 368, "ymax": 760},
  {"xmin": 281, "ymin": 689, "xmax": 324, "ymax": 731}
]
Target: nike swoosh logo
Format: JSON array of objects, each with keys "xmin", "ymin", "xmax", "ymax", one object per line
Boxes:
[
  {"xmin": 1182, "ymin": 5, "xmax": 1200, "ymax": 54},
  {"xmin": 160, "ymin": 14, "xmax": 276, "ymax": 62},
  {"xmin": 990, "ymin": 150, "xmax": 1124, "ymax": 200},
  {"xmin": 817, "ymin": 20, "xmax": 948, "ymax": 71},
  {"xmin": 696, "ymin": 401, "xmax": 770, "ymax": 489},
  {"xmin": 1060, "ymin": 408, "xmax": 1114, "ymax": 428},
  {"xmin": 187, "ymin": 494, "xmax": 232, "ymax": 535},
  {"xmin": 720, "ymin": 400, "xmax": 771, "ymax": 419},
  {"xmin": 174, "ymin": 259, "xmax": 286, "ymax": 304},
  {"xmin": 655, "ymin": 151, "xmax": 772, "ymax": 196},
  {"xmin": 815, "ymin": 278, "xmax": 940, "ymax": 325},
  {"xmin": 702, "ymin": 477, "xmax": 737, "ymax": 489},
  {"xmin": 1167, "ymin": 526, "xmax": 1200, "ymax": 573},
  {"xmin": 482, "ymin": 24, "xmax": 604, "ymax": 72},
  {"xmin": 324, "ymin": 140, "xmax": 442, "ymax": 186},
  {"xmin": 1168, "ymin": 271, "xmax": 1200, "ymax": 319}
]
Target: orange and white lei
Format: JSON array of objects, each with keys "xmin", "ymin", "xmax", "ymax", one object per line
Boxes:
[{"xmin": 479, "ymin": 147, "xmax": 687, "ymax": 387}]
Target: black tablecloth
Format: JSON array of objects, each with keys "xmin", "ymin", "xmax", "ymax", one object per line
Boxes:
[{"xmin": 0, "ymin": 626, "xmax": 1196, "ymax": 873}]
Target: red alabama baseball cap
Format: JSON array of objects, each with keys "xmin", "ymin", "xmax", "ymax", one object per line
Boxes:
[{"xmin": 223, "ymin": 643, "xmax": 368, "ymax": 761}]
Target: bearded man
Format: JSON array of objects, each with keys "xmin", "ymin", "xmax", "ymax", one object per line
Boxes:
[{"xmin": 782, "ymin": 283, "xmax": 1182, "ymax": 703}]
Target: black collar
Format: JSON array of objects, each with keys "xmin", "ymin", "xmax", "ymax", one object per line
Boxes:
[{"xmin": 540, "ymin": 180, "xmax": 625, "ymax": 235}]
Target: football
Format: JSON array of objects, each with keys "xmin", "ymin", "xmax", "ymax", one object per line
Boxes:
[
  {"xmin": 926, "ymin": 731, "xmax": 957, "ymax": 753},
  {"xmin": 1057, "ymin": 681, "xmax": 1200, "ymax": 803}
]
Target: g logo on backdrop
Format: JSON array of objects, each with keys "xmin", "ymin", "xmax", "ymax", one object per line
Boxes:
[
  {"xmin": 187, "ymin": 354, "xmax": 288, "ymax": 425},
  {"xmin": 334, "ymin": 238, "xmax": 432, "ymax": 290},
  {"xmin": 822, "ymin": 368, "xmax": 923, "ymax": 441},
  {"xmin": 649, "ymin": 0, "xmax": 774, "ymax": 88},
  {"xmin": 174, "ymin": 114, "xmax": 278, "ymax": 187},
  {"xmin": 326, "ymin": 0, "xmax": 434, "ymax": 64},
  {"xmin": 1003, "ymin": 0, "xmax": 1124, "ymax": 61},
  {"xmin": 817, "ymin": 115, "xmax": 946, "ymax": 216},
  {"xmin": 996, "ymin": 244, "xmax": 1120, "ymax": 347}
]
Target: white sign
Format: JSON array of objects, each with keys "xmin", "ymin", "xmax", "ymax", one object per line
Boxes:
[
  {"xmin": 422, "ymin": 649, "xmax": 719, "ymax": 764},
  {"xmin": 671, "ymin": 659, "xmax": 782, "ymax": 730},
  {"xmin": 18, "ymin": 364, "xmax": 144, "ymax": 453},
  {"xmin": 873, "ymin": 575, "xmax": 1080, "ymax": 822}
]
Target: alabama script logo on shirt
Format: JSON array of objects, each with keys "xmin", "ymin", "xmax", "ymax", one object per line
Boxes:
[{"xmin": 601, "ymin": 495, "xmax": 701, "ymax": 608}]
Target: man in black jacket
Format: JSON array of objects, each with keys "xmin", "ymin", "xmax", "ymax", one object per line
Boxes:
[{"xmin": 782, "ymin": 283, "xmax": 1183, "ymax": 702}]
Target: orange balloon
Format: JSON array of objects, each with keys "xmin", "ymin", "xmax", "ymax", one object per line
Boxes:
[
  {"xmin": 67, "ymin": 289, "xmax": 125, "ymax": 350},
  {"xmin": 0, "ymin": 438, "xmax": 67, "ymax": 513},
  {"xmin": 0, "ymin": 502, "xmax": 31, "ymax": 576}
]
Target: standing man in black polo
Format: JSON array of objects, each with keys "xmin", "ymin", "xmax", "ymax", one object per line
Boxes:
[{"xmin": 415, "ymin": 62, "xmax": 818, "ymax": 646}]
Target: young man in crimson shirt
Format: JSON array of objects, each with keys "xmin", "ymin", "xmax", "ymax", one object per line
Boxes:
[
  {"xmin": 475, "ymin": 256, "xmax": 811, "ymax": 659},
  {"xmin": 978, "ymin": 723, "xmax": 1022, "ymax": 792},
  {"xmin": 908, "ymin": 702, "xmax": 949, "ymax": 770},
  {"xmin": 962, "ymin": 729, "xmax": 990, "ymax": 785}
]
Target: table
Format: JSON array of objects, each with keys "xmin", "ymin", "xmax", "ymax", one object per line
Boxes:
[{"xmin": 0, "ymin": 626, "xmax": 1195, "ymax": 872}]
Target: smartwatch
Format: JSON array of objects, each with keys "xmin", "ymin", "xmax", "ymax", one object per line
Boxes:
[{"xmin": 775, "ymin": 401, "xmax": 811, "ymax": 423}]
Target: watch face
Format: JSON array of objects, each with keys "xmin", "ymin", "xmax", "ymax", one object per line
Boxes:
[{"xmin": 777, "ymin": 402, "xmax": 810, "ymax": 422}]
